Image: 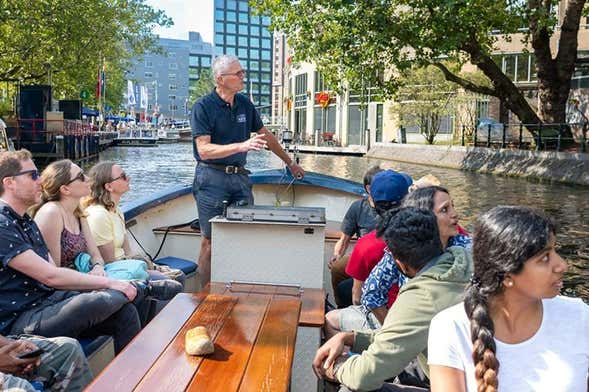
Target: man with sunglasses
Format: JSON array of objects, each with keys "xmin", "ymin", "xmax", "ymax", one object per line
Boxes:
[
  {"xmin": 0, "ymin": 150, "xmax": 145, "ymax": 357},
  {"xmin": 190, "ymin": 54, "xmax": 305, "ymax": 287}
]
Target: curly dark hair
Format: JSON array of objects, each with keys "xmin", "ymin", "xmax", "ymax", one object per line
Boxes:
[
  {"xmin": 377, "ymin": 207, "xmax": 442, "ymax": 272},
  {"xmin": 465, "ymin": 206, "xmax": 556, "ymax": 391}
]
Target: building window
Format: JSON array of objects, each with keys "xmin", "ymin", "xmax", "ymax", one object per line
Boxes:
[
  {"xmin": 251, "ymin": 25, "xmax": 260, "ymax": 36},
  {"xmin": 189, "ymin": 56, "xmax": 199, "ymax": 67},
  {"xmin": 145, "ymin": 60, "xmax": 153, "ymax": 68},
  {"xmin": 214, "ymin": 9, "xmax": 224, "ymax": 20},
  {"xmin": 239, "ymin": 24, "xmax": 248, "ymax": 34},
  {"xmin": 239, "ymin": 36, "xmax": 248, "ymax": 46},
  {"xmin": 201, "ymin": 56, "xmax": 211, "ymax": 67},
  {"xmin": 168, "ymin": 94, "xmax": 177, "ymax": 100},
  {"xmin": 294, "ymin": 73, "xmax": 308, "ymax": 107},
  {"xmin": 227, "ymin": 11, "xmax": 236, "ymax": 22},
  {"xmin": 376, "ymin": 104, "xmax": 383, "ymax": 142},
  {"xmin": 144, "ymin": 71, "xmax": 153, "ymax": 78},
  {"xmin": 226, "ymin": 34, "xmax": 236, "ymax": 45},
  {"xmin": 169, "ymin": 104, "xmax": 178, "ymax": 111},
  {"xmin": 227, "ymin": 23, "xmax": 237, "ymax": 34},
  {"xmin": 169, "ymin": 84, "xmax": 177, "ymax": 91},
  {"xmin": 239, "ymin": 12, "xmax": 248, "ymax": 23},
  {"xmin": 168, "ymin": 52, "xmax": 176, "ymax": 58},
  {"xmin": 476, "ymin": 98, "xmax": 490, "ymax": 121},
  {"xmin": 169, "ymin": 63, "xmax": 178, "ymax": 70},
  {"xmin": 169, "ymin": 73, "xmax": 176, "ymax": 80}
]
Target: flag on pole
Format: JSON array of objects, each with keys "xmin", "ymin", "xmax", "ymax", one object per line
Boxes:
[
  {"xmin": 140, "ymin": 86, "xmax": 148, "ymax": 109},
  {"xmin": 95, "ymin": 67, "xmax": 101, "ymax": 100},
  {"xmin": 95, "ymin": 65, "xmax": 106, "ymax": 100},
  {"xmin": 100, "ymin": 68, "xmax": 105, "ymax": 99},
  {"xmin": 127, "ymin": 80, "xmax": 136, "ymax": 106}
]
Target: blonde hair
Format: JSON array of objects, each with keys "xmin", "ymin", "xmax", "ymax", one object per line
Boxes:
[
  {"xmin": 409, "ymin": 174, "xmax": 442, "ymax": 193},
  {"xmin": 82, "ymin": 161, "xmax": 116, "ymax": 210},
  {"xmin": 29, "ymin": 159, "xmax": 85, "ymax": 218}
]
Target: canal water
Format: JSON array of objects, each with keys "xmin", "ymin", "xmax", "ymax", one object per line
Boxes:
[{"xmin": 98, "ymin": 143, "xmax": 589, "ymax": 301}]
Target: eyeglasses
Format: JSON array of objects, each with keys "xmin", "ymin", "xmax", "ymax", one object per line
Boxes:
[
  {"xmin": 12, "ymin": 169, "xmax": 40, "ymax": 181},
  {"xmin": 221, "ymin": 69, "xmax": 246, "ymax": 78},
  {"xmin": 110, "ymin": 172, "xmax": 128, "ymax": 182},
  {"xmin": 67, "ymin": 170, "xmax": 86, "ymax": 184}
]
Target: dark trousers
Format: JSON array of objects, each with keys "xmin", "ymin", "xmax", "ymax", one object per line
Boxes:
[{"xmin": 10, "ymin": 290, "xmax": 142, "ymax": 354}]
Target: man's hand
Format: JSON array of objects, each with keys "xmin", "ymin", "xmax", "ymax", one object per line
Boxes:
[
  {"xmin": 312, "ymin": 332, "xmax": 352, "ymax": 380},
  {"xmin": 108, "ymin": 280, "xmax": 137, "ymax": 301},
  {"xmin": 239, "ymin": 134, "xmax": 267, "ymax": 152},
  {"xmin": 0, "ymin": 340, "xmax": 39, "ymax": 375},
  {"xmin": 288, "ymin": 163, "xmax": 305, "ymax": 179},
  {"xmin": 328, "ymin": 254, "xmax": 340, "ymax": 269}
]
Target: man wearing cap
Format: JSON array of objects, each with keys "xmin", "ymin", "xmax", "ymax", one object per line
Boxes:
[
  {"xmin": 324, "ymin": 169, "xmax": 412, "ymax": 339},
  {"xmin": 190, "ymin": 54, "xmax": 304, "ymax": 287}
]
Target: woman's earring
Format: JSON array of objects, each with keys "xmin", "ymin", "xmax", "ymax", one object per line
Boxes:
[{"xmin": 506, "ymin": 280, "xmax": 514, "ymax": 287}]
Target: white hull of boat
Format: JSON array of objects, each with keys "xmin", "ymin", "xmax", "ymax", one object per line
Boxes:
[{"xmin": 123, "ymin": 169, "xmax": 365, "ymax": 292}]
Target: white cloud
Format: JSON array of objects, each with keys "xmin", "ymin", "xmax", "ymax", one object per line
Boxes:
[{"xmin": 146, "ymin": 0, "xmax": 214, "ymax": 44}]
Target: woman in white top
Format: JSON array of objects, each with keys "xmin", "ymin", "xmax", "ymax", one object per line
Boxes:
[{"xmin": 428, "ymin": 206, "xmax": 589, "ymax": 392}]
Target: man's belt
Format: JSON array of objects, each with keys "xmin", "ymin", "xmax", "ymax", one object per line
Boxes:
[{"xmin": 198, "ymin": 161, "xmax": 250, "ymax": 175}]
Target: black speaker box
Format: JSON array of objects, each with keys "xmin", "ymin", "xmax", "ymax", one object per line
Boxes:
[{"xmin": 59, "ymin": 100, "xmax": 82, "ymax": 120}]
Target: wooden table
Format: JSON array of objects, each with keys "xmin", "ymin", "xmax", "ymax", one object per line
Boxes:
[{"xmin": 85, "ymin": 282, "xmax": 325, "ymax": 392}]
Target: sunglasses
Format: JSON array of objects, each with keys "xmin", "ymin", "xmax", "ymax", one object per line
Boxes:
[
  {"xmin": 12, "ymin": 169, "xmax": 40, "ymax": 181},
  {"xmin": 67, "ymin": 170, "xmax": 86, "ymax": 184},
  {"xmin": 110, "ymin": 172, "xmax": 128, "ymax": 182},
  {"xmin": 221, "ymin": 69, "xmax": 246, "ymax": 78}
]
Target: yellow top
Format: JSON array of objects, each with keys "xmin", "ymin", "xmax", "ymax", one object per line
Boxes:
[{"xmin": 85, "ymin": 204, "xmax": 126, "ymax": 260}]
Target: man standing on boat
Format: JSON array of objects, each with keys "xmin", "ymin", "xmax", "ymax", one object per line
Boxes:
[{"xmin": 190, "ymin": 54, "xmax": 305, "ymax": 288}]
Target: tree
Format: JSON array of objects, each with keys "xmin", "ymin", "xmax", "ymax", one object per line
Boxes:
[
  {"xmin": 188, "ymin": 69, "xmax": 215, "ymax": 105},
  {"xmin": 252, "ymin": 0, "xmax": 586, "ymax": 137},
  {"xmin": 390, "ymin": 65, "xmax": 459, "ymax": 144},
  {"xmin": 0, "ymin": 0, "xmax": 171, "ymax": 109}
]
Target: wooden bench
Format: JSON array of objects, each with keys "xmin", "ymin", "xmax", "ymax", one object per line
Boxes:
[{"xmin": 85, "ymin": 283, "xmax": 325, "ymax": 392}]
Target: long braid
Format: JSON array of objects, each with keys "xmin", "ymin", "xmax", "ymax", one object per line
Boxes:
[{"xmin": 465, "ymin": 284, "xmax": 500, "ymax": 392}]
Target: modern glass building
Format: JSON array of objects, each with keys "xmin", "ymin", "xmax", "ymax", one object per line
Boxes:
[
  {"xmin": 129, "ymin": 32, "xmax": 212, "ymax": 121},
  {"xmin": 214, "ymin": 0, "xmax": 273, "ymax": 118}
]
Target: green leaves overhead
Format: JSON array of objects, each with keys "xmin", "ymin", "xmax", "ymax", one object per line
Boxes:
[
  {"xmin": 253, "ymin": 0, "xmax": 586, "ymax": 126},
  {"xmin": 0, "ymin": 0, "xmax": 171, "ymax": 109}
]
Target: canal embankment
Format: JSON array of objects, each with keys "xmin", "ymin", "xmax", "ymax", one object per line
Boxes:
[{"xmin": 367, "ymin": 143, "xmax": 589, "ymax": 186}]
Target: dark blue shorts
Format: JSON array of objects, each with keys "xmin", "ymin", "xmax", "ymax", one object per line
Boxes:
[{"xmin": 192, "ymin": 165, "xmax": 254, "ymax": 238}]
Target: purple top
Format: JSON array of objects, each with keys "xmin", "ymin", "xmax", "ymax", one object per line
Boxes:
[{"xmin": 60, "ymin": 220, "xmax": 87, "ymax": 269}]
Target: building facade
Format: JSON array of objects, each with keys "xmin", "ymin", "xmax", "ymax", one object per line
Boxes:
[
  {"xmin": 286, "ymin": 63, "xmax": 385, "ymax": 147},
  {"xmin": 128, "ymin": 32, "xmax": 213, "ymax": 121},
  {"xmin": 213, "ymin": 0, "xmax": 273, "ymax": 118}
]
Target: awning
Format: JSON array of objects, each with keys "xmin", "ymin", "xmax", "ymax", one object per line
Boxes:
[{"xmin": 82, "ymin": 107, "xmax": 99, "ymax": 117}]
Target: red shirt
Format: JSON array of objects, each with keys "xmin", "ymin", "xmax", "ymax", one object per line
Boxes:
[{"xmin": 345, "ymin": 230, "xmax": 386, "ymax": 281}]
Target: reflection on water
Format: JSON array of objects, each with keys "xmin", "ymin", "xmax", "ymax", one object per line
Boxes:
[{"xmin": 98, "ymin": 144, "xmax": 589, "ymax": 301}]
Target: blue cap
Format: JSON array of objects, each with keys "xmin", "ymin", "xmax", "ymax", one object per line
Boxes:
[{"xmin": 370, "ymin": 170, "xmax": 413, "ymax": 203}]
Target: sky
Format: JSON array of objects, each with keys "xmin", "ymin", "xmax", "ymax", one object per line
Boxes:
[{"xmin": 146, "ymin": 0, "xmax": 214, "ymax": 44}]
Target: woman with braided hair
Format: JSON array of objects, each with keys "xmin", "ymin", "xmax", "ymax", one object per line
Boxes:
[{"xmin": 427, "ymin": 206, "xmax": 589, "ymax": 392}]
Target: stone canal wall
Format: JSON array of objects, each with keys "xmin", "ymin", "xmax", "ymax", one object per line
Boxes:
[{"xmin": 367, "ymin": 144, "xmax": 589, "ymax": 186}]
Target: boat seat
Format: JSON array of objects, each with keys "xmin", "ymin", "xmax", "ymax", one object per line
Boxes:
[
  {"xmin": 79, "ymin": 336, "xmax": 114, "ymax": 376},
  {"xmin": 155, "ymin": 256, "xmax": 198, "ymax": 275}
]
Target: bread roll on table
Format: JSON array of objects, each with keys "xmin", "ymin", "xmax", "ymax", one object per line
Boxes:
[{"xmin": 185, "ymin": 326, "xmax": 214, "ymax": 355}]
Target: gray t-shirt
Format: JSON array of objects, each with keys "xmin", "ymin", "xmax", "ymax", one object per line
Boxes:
[{"xmin": 340, "ymin": 197, "xmax": 378, "ymax": 238}]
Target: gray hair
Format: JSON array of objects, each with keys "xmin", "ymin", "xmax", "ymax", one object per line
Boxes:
[{"xmin": 212, "ymin": 55, "xmax": 240, "ymax": 78}]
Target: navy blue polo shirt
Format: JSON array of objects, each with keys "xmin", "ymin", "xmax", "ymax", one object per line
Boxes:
[
  {"xmin": 190, "ymin": 88, "xmax": 264, "ymax": 166},
  {"xmin": 0, "ymin": 202, "xmax": 53, "ymax": 334}
]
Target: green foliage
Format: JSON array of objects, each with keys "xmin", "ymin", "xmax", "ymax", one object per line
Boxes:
[
  {"xmin": 0, "ymin": 0, "xmax": 171, "ymax": 111},
  {"xmin": 252, "ymin": 0, "xmax": 584, "ymax": 125},
  {"xmin": 188, "ymin": 68, "xmax": 215, "ymax": 105},
  {"xmin": 390, "ymin": 65, "xmax": 457, "ymax": 144}
]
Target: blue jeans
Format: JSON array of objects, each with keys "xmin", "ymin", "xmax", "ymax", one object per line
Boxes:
[
  {"xmin": 9, "ymin": 290, "xmax": 142, "ymax": 354},
  {"xmin": 192, "ymin": 164, "xmax": 254, "ymax": 238}
]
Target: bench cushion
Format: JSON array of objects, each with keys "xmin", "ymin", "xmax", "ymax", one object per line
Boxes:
[
  {"xmin": 155, "ymin": 256, "xmax": 198, "ymax": 275},
  {"xmin": 79, "ymin": 336, "xmax": 112, "ymax": 356}
]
